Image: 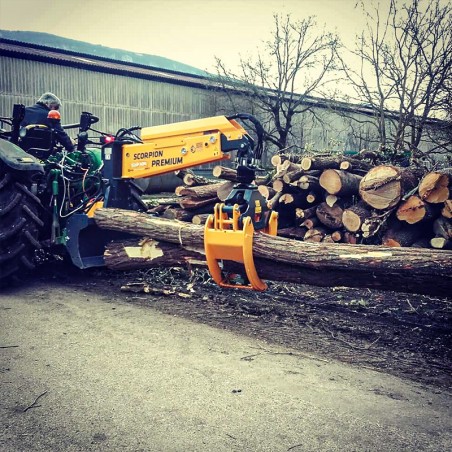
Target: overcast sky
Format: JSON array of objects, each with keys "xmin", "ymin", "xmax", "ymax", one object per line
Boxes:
[{"xmin": 0, "ymin": 0, "xmax": 366, "ymax": 73}]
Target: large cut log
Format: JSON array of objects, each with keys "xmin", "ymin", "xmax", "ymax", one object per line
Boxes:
[
  {"xmin": 319, "ymin": 170, "xmax": 362, "ymax": 197},
  {"xmin": 359, "ymin": 165, "xmax": 424, "ymax": 210},
  {"xmin": 342, "ymin": 201, "xmax": 373, "ymax": 233},
  {"xmin": 94, "ymin": 208, "xmax": 452, "ymax": 296},
  {"xmin": 396, "ymin": 195, "xmax": 439, "ymax": 224},
  {"xmin": 418, "ymin": 169, "xmax": 451, "ymax": 203}
]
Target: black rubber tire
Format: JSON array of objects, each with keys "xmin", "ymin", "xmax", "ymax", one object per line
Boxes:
[{"xmin": 0, "ymin": 167, "xmax": 44, "ymax": 285}]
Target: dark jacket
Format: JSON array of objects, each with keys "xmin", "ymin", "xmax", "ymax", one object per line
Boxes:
[{"xmin": 21, "ymin": 103, "xmax": 75, "ymax": 151}]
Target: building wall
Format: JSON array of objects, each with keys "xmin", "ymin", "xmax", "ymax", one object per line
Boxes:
[{"xmin": 0, "ymin": 56, "xmax": 216, "ymax": 138}]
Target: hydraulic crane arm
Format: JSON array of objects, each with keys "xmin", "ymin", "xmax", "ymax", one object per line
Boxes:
[{"xmin": 116, "ymin": 115, "xmax": 261, "ymax": 180}]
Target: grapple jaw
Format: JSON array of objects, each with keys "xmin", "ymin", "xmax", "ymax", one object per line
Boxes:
[{"xmin": 204, "ymin": 188, "xmax": 278, "ymax": 291}]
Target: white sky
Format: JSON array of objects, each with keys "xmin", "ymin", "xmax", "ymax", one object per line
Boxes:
[{"xmin": 0, "ymin": 0, "xmax": 366, "ymax": 73}]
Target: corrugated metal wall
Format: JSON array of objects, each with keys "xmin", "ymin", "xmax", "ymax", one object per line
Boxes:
[{"xmin": 0, "ymin": 56, "xmax": 216, "ymax": 138}]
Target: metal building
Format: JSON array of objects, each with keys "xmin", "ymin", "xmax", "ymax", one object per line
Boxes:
[{"xmin": 0, "ymin": 39, "xmax": 217, "ymax": 138}]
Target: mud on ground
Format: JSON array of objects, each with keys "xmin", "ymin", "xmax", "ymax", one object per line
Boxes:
[{"xmin": 30, "ymin": 262, "xmax": 452, "ymax": 391}]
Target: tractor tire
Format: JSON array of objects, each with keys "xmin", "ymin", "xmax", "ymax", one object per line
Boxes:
[{"xmin": 0, "ymin": 166, "xmax": 44, "ymax": 286}]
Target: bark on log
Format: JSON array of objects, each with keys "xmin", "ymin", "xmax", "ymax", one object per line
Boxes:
[
  {"xmin": 382, "ymin": 223, "xmax": 425, "ymax": 247},
  {"xmin": 216, "ymin": 181, "xmax": 236, "ymax": 201},
  {"xmin": 257, "ymin": 185, "xmax": 276, "ymax": 200},
  {"xmin": 359, "ymin": 165, "xmax": 423, "ymax": 210},
  {"xmin": 162, "ymin": 208, "xmax": 195, "ymax": 222},
  {"xmin": 433, "ymin": 216, "xmax": 452, "ymax": 240},
  {"xmin": 183, "ymin": 173, "xmax": 213, "ymax": 187},
  {"xmin": 296, "ymin": 205, "xmax": 318, "ymax": 220},
  {"xmin": 442, "ymin": 200, "xmax": 452, "ymax": 219},
  {"xmin": 94, "ymin": 208, "xmax": 452, "ymax": 296},
  {"xmin": 191, "ymin": 214, "xmax": 211, "ymax": 225},
  {"xmin": 277, "ymin": 227, "xmax": 307, "ymax": 240},
  {"xmin": 179, "ymin": 196, "xmax": 218, "ymax": 210},
  {"xmin": 301, "ymin": 216, "xmax": 320, "ymax": 229},
  {"xmin": 316, "ymin": 202, "xmax": 344, "ymax": 229},
  {"xmin": 212, "ymin": 165, "xmax": 238, "ymax": 181},
  {"xmin": 339, "ymin": 158, "xmax": 373, "ymax": 173},
  {"xmin": 342, "ymin": 231, "xmax": 358, "ymax": 244},
  {"xmin": 303, "ymin": 226, "xmax": 329, "ymax": 242},
  {"xmin": 301, "ymin": 157, "xmax": 341, "ymax": 171},
  {"xmin": 178, "ymin": 181, "xmax": 227, "ymax": 198}
]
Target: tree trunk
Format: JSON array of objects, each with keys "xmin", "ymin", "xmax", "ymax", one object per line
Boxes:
[{"xmin": 94, "ymin": 208, "xmax": 452, "ymax": 296}]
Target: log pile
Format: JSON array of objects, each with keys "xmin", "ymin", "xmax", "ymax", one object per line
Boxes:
[{"xmin": 147, "ymin": 159, "xmax": 451, "ymax": 250}]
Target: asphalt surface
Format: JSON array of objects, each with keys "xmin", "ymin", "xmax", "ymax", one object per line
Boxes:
[{"xmin": 1, "ymin": 283, "xmax": 451, "ymax": 451}]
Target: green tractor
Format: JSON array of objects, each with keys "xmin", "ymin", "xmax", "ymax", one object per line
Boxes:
[{"xmin": 0, "ymin": 105, "xmax": 145, "ymax": 286}]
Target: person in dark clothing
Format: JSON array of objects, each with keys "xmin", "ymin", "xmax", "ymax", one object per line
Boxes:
[{"xmin": 20, "ymin": 92, "xmax": 75, "ymax": 151}]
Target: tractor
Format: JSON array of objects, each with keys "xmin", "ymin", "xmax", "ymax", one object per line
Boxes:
[{"xmin": 0, "ymin": 105, "xmax": 277, "ymax": 289}]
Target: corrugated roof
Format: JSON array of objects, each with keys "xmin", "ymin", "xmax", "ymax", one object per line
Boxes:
[{"xmin": 0, "ymin": 39, "xmax": 212, "ymax": 89}]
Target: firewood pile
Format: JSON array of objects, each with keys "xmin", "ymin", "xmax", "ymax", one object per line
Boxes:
[{"xmin": 145, "ymin": 156, "xmax": 452, "ymax": 250}]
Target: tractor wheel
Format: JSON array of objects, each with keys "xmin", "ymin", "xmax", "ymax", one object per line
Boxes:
[{"xmin": 0, "ymin": 166, "xmax": 44, "ymax": 286}]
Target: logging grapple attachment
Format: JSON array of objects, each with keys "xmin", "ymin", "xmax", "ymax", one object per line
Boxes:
[
  {"xmin": 204, "ymin": 186, "xmax": 278, "ymax": 291},
  {"xmin": 0, "ymin": 105, "xmax": 276, "ymax": 290}
]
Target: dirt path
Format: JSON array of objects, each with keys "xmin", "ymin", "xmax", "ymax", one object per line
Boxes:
[{"xmin": 1, "ymin": 269, "xmax": 451, "ymax": 451}]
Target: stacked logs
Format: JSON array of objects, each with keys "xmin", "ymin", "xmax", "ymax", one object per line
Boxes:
[
  {"xmin": 268, "ymin": 154, "xmax": 451, "ymax": 249},
  {"xmin": 146, "ymin": 158, "xmax": 451, "ymax": 250}
]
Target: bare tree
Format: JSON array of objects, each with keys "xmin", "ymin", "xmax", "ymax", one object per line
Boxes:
[
  {"xmin": 212, "ymin": 14, "xmax": 340, "ymax": 153},
  {"xmin": 338, "ymin": 0, "xmax": 452, "ymax": 163}
]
